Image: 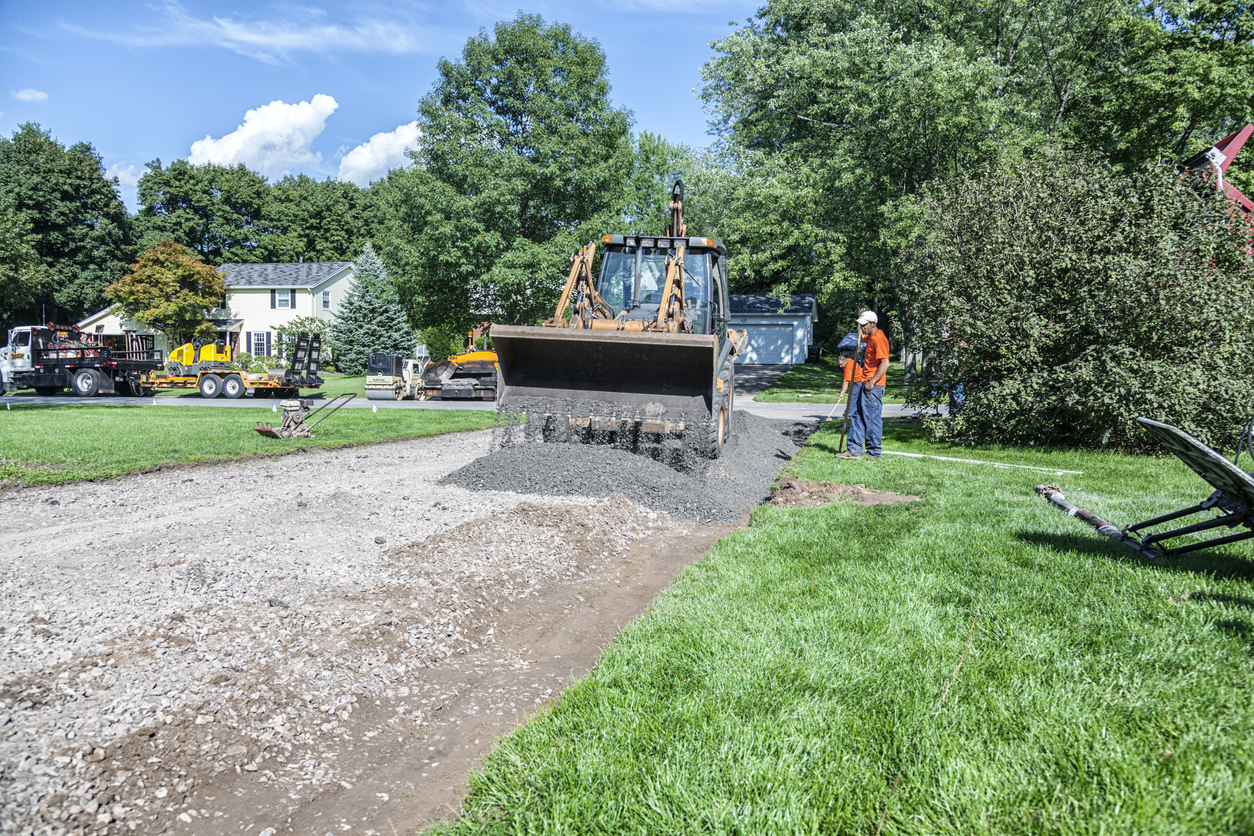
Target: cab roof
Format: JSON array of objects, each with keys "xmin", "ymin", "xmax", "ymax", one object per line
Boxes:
[{"xmin": 600, "ymin": 234, "xmax": 726, "ymax": 256}]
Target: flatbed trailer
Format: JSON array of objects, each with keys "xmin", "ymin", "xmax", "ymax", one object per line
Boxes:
[{"xmin": 155, "ymin": 332, "xmax": 325, "ymax": 399}]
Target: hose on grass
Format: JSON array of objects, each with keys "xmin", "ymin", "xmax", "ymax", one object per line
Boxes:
[{"xmin": 874, "ymin": 576, "xmax": 986, "ymax": 836}]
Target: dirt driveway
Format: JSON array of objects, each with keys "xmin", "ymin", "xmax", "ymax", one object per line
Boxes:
[{"xmin": 0, "ymin": 417, "xmax": 802, "ymax": 836}]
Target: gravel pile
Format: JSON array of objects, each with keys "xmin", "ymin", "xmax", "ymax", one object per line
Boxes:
[{"xmin": 442, "ymin": 411, "xmax": 810, "ymax": 523}]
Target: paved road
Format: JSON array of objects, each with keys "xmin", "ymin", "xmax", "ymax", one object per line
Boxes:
[{"xmin": 0, "ymin": 365, "xmax": 942, "ymax": 421}]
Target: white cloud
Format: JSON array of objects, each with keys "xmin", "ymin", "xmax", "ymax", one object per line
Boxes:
[
  {"xmin": 107, "ymin": 164, "xmax": 141, "ymax": 189},
  {"xmin": 12, "ymin": 89, "xmax": 48, "ymax": 102},
  {"xmin": 64, "ymin": 3, "xmax": 422, "ymax": 66},
  {"xmin": 188, "ymin": 95, "xmax": 338, "ymax": 179},
  {"xmin": 336, "ymin": 122, "xmax": 420, "ymax": 186}
]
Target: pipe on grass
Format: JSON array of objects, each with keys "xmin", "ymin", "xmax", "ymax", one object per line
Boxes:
[{"xmin": 1034, "ymin": 484, "xmax": 1164, "ymax": 560}]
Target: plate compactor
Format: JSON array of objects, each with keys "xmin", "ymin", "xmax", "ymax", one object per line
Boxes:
[{"xmin": 255, "ymin": 394, "xmax": 357, "ymax": 439}]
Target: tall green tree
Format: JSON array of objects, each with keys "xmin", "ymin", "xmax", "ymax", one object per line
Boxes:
[
  {"xmin": 0, "ymin": 207, "xmax": 49, "ymax": 332},
  {"xmin": 0, "ymin": 123, "xmax": 134, "ymax": 328},
  {"xmin": 1065, "ymin": 0, "xmax": 1254, "ymax": 173},
  {"xmin": 135, "ymin": 160, "xmax": 275, "ymax": 265},
  {"xmin": 104, "ymin": 240, "xmax": 226, "ymax": 345},
  {"xmin": 700, "ymin": 0, "xmax": 1125, "ymax": 299},
  {"xmin": 387, "ymin": 13, "xmax": 633, "ymax": 332},
  {"xmin": 329, "ymin": 243, "xmax": 415, "ymax": 375},
  {"xmin": 263, "ymin": 175, "xmax": 383, "ymax": 263}
]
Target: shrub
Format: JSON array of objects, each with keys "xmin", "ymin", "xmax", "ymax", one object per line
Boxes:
[{"xmin": 896, "ymin": 150, "xmax": 1254, "ymax": 453}]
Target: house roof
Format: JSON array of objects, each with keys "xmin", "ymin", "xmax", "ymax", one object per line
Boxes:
[
  {"xmin": 217, "ymin": 262, "xmax": 353, "ymax": 289},
  {"xmin": 729, "ymin": 294, "xmax": 817, "ymax": 317}
]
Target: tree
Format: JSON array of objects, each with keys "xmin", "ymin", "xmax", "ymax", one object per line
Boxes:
[
  {"xmin": 135, "ymin": 160, "xmax": 275, "ymax": 265},
  {"xmin": 329, "ymin": 243, "xmax": 414, "ymax": 375},
  {"xmin": 896, "ymin": 151, "xmax": 1254, "ymax": 452},
  {"xmin": 1065, "ymin": 0, "xmax": 1254, "ymax": 175},
  {"xmin": 0, "ymin": 207, "xmax": 49, "ymax": 334},
  {"xmin": 387, "ymin": 14, "xmax": 633, "ymax": 332},
  {"xmin": 0, "ymin": 123, "xmax": 134, "ymax": 327},
  {"xmin": 264, "ymin": 175, "xmax": 383, "ymax": 263},
  {"xmin": 699, "ymin": 0, "xmax": 1131, "ymax": 301},
  {"xmin": 104, "ymin": 240, "xmax": 226, "ymax": 345}
]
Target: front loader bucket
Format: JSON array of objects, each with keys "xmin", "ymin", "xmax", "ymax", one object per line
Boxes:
[{"xmin": 491, "ymin": 324, "xmax": 718, "ymax": 426}]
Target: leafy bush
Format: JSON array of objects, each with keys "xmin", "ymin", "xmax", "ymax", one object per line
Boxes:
[
  {"xmin": 896, "ymin": 150, "xmax": 1254, "ymax": 453},
  {"xmin": 420, "ymin": 326, "xmax": 469, "ymax": 364},
  {"xmin": 233, "ymin": 352, "xmax": 283, "ymax": 374}
]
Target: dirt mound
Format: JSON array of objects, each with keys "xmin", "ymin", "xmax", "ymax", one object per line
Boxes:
[
  {"xmin": 441, "ymin": 411, "xmax": 811, "ymax": 523},
  {"xmin": 769, "ymin": 477, "xmax": 920, "ymax": 508}
]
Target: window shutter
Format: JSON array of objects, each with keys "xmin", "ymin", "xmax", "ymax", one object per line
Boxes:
[
  {"xmin": 290, "ymin": 289, "xmax": 297, "ymax": 310},
  {"xmin": 265, "ymin": 332, "xmax": 271, "ymax": 357},
  {"xmin": 245, "ymin": 331, "xmax": 251, "ymax": 355},
  {"xmin": 270, "ymin": 290, "xmax": 276, "ymax": 309}
]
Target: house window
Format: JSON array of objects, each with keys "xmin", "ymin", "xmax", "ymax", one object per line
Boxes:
[
  {"xmin": 277, "ymin": 289, "xmax": 292, "ymax": 309},
  {"xmin": 252, "ymin": 331, "xmax": 268, "ymax": 357},
  {"xmin": 322, "ymin": 290, "xmax": 331, "ymax": 310}
]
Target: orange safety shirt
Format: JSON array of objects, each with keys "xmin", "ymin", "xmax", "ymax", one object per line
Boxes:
[{"xmin": 855, "ymin": 330, "xmax": 890, "ymax": 387}]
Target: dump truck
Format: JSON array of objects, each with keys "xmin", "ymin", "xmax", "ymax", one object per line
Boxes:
[
  {"xmin": 491, "ymin": 180, "xmax": 746, "ymax": 457},
  {"xmin": 1, "ymin": 324, "xmax": 163, "ymax": 396},
  {"xmin": 160, "ymin": 333, "xmax": 325, "ymax": 398}
]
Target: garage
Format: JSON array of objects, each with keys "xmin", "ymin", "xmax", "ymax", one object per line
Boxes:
[{"xmin": 728, "ymin": 294, "xmax": 818, "ymax": 365}]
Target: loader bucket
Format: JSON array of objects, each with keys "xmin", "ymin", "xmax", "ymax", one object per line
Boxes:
[{"xmin": 491, "ymin": 324, "xmax": 718, "ymax": 427}]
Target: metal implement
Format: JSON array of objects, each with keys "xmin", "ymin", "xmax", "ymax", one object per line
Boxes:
[
  {"xmin": 1036, "ymin": 417, "xmax": 1254, "ymax": 558},
  {"xmin": 491, "ymin": 179, "xmax": 746, "ymax": 458},
  {"xmin": 255, "ymin": 393, "xmax": 356, "ymax": 439}
]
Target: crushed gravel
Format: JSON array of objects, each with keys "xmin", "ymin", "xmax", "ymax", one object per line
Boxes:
[
  {"xmin": 0, "ymin": 410, "xmax": 812, "ymax": 836},
  {"xmin": 442, "ymin": 411, "xmax": 811, "ymax": 523}
]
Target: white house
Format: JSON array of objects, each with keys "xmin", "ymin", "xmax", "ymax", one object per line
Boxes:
[
  {"xmin": 217, "ymin": 261, "xmax": 356, "ymax": 358},
  {"xmin": 77, "ymin": 261, "xmax": 357, "ymax": 360},
  {"xmin": 728, "ymin": 294, "xmax": 819, "ymax": 365}
]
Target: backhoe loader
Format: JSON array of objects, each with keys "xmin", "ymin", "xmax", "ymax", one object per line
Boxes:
[{"xmin": 491, "ymin": 181, "xmax": 746, "ymax": 457}]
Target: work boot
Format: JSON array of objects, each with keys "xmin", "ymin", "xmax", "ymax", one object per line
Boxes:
[{"xmin": 835, "ymin": 451, "xmax": 861, "ymax": 460}]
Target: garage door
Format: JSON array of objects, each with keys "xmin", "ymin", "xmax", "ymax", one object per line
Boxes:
[{"xmin": 740, "ymin": 325, "xmax": 794, "ymax": 364}]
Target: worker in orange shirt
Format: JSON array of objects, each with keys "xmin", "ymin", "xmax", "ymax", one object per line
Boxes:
[{"xmin": 837, "ymin": 310, "xmax": 890, "ymax": 459}]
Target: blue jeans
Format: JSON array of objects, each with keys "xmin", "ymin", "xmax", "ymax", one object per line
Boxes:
[{"xmin": 847, "ymin": 382, "xmax": 884, "ymax": 458}]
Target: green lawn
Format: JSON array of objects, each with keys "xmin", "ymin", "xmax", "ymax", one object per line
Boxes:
[
  {"xmin": 439, "ymin": 420, "xmax": 1254, "ymax": 835},
  {"xmin": 0, "ymin": 401, "xmax": 494, "ymax": 486},
  {"xmin": 754, "ymin": 358, "xmax": 913, "ymax": 404}
]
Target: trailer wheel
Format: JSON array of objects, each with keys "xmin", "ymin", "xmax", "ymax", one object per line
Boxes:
[
  {"xmin": 72, "ymin": 368, "xmax": 101, "ymax": 397},
  {"xmin": 199, "ymin": 375, "xmax": 222, "ymax": 399},
  {"xmin": 253, "ymin": 387, "xmax": 270, "ymax": 399},
  {"xmin": 223, "ymin": 374, "xmax": 245, "ymax": 399}
]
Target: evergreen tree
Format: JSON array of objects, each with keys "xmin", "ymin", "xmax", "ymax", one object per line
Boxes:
[{"xmin": 329, "ymin": 243, "xmax": 414, "ymax": 375}]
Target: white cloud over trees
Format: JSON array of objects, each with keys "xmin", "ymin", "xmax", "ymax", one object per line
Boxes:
[
  {"xmin": 337, "ymin": 122, "xmax": 420, "ymax": 186},
  {"xmin": 188, "ymin": 95, "xmax": 338, "ymax": 179},
  {"xmin": 12, "ymin": 89, "xmax": 49, "ymax": 102}
]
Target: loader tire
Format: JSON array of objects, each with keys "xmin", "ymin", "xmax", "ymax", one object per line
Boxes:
[
  {"xmin": 72, "ymin": 368, "xmax": 101, "ymax": 398},
  {"xmin": 35, "ymin": 387, "xmax": 60, "ymax": 397},
  {"xmin": 199, "ymin": 374, "xmax": 223, "ymax": 399},
  {"xmin": 708, "ymin": 362, "xmax": 732, "ymax": 459},
  {"xmin": 223, "ymin": 374, "xmax": 245, "ymax": 399}
]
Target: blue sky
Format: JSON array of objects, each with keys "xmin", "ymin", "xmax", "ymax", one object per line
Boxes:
[{"xmin": 1, "ymin": 0, "xmax": 759, "ymax": 209}]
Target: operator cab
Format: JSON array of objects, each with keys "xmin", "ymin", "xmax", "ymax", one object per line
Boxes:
[{"xmin": 596, "ymin": 235, "xmax": 730, "ymax": 335}]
